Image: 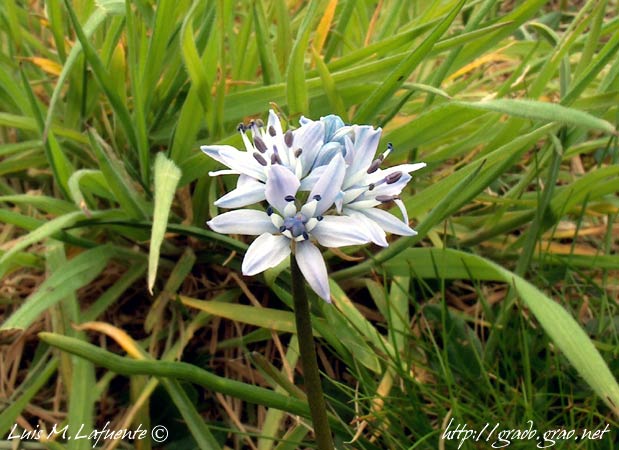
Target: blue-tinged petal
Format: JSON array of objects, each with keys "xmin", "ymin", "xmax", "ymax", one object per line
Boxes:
[
  {"xmin": 214, "ymin": 180, "xmax": 266, "ymax": 208},
  {"xmin": 321, "ymin": 114, "xmax": 345, "ymax": 140},
  {"xmin": 309, "ymin": 153, "xmax": 346, "ymax": 216},
  {"xmin": 299, "ymin": 116, "xmax": 313, "ymax": 126},
  {"xmin": 310, "ymin": 215, "xmax": 372, "ymax": 247},
  {"xmin": 344, "ymin": 210, "xmax": 388, "ymax": 247},
  {"xmin": 299, "ymin": 165, "xmax": 327, "ymax": 191},
  {"xmin": 208, "ymin": 210, "xmax": 277, "ymax": 235},
  {"xmin": 295, "ymin": 240, "xmax": 330, "ymax": 302},
  {"xmin": 242, "ymin": 233, "xmax": 291, "ymax": 276},
  {"xmin": 343, "ymin": 135, "xmax": 355, "ymax": 165},
  {"xmin": 312, "ymin": 142, "xmax": 344, "ymax": 168},
  {"xmin": 265, "ymin": 165, "xmax": 300, "ymax": 215},
  {"xmin": 358, "ymin": 207, "xmax": 417, "ymax": 236},
  {"xmin": 295, "ymin": 121, "xmax": 325, "ymax": 176},
  {"xmin": 347, "ymin": 125, "xmax": 382, "ymax": 177}
]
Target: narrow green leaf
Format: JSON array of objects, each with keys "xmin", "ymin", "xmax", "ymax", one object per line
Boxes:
[
  {"xmin": 63, "ymin": 0, "xmax": 138, "ymax": 153},
  {"xmin": 353, "ymin": 0, "xmax": 466, "ymax": 122},
  {"xmin": 0, "ymin": 357, "xmax": 58, "ymax": 437},
  {"xmin": 2, "ymin": 246, "xmax": 116, "ymax": 331},
  {"xmin": 384, "ymin": 248, "xmax": 619, "ymax": 415},
  {"xmin": 453, "ymin": 99, "xmax": 617, "ymax": 134},
  {"xmin": 0, "ymin": 210, "xmax": 84, "ymax": 265},
  {"xmin": 286, "ymin": 0, "xmax": 321, "ymax": 116},
  {"xmin": 311, "ymin": 48, "xmax": 347, "ymax": 118},
  {"xmin": 38, "ymin": 332, "xmax": 321, "ymax": 423},
  {"xmin": 148, "ymin": 153, "xmax": 182, "ymax": 293},
  {"xmin": 88, "ymin": 129, "xmax": 149, "ymax": 220},
  {"xmin": 253, "ymin": 0, "xmax": 281, "ymax": 85},
  {"xmin": 181, "ymin": 297, "xmax": 314, "ymax": 335}
]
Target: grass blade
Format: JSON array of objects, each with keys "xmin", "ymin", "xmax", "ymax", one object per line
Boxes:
[{"xmin": 147, "ymin": 153, "xmax": 181, "ymax": 294}]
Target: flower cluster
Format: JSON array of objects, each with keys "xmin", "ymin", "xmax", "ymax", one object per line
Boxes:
[{"xmin": 202, "ymin": 110, "xmax": 425, "ymax": 302}]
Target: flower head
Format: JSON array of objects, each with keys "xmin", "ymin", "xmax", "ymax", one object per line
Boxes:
[
  {"xmin": 208, "ymin": 154, "xmax": 371, "ymax": 302},
  {"xmin": 203, "ymin": 110, "xmax": 425, "ymax": 302}
]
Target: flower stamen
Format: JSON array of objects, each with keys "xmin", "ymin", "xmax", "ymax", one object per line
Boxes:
[
  {"xmin": 253, "ymin": 152, "xmax": 268, "ymax": 166},
  {"xmin": 254, "ymin": 135, "xmax": 267, "ymax": 153}
]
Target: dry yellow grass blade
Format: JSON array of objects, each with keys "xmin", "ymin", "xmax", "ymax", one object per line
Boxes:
[
  {"xmin": 23, "ymin": 57, "xmax": 62, "ymax": 76},
  {"xmin": 446, "ymin": 50, "xmax": 516, "ymax": 82},
  {"xmin": 313, "ymin": 0, "xmax": 338, "ymax": 56},
  {"xmin": 73, "ymin": 321, "xmax": 144, "ymax": 359}
]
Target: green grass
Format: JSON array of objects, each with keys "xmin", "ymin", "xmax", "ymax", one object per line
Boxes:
[{"xmin": 1, "ymin": 0, "xmax": 619, "ymax": 449}]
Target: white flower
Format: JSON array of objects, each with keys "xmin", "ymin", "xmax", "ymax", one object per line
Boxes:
[
  {"xmin": 297, "ymin": 115, "xmax": 426, "ymax": 246},
  {"xmin": 200, "ymin": 110, "xmax": 325, "ymax": 209},
  {"xmin": 207, "ymin": 154, "xmax": 371, "ymax": 302}
]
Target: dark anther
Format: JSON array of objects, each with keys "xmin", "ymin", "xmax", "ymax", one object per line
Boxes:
[
  {"xmin": 367, "ymin": 158, "xmax": 382, "ymax": 174},
  {"xmin": 236, "ymin": 123, "xmax": 245, "ymax": 132},
  {"xmin": 385, "ymin": 171, "xmax": 402, "ymax": 184},
  {"xmin": 312, "ymin": 195, "xmax": 322, "ymax": 201},
  {"xmin": 266, "ymin": 206, "xmax": 273, "ymax": 216},
  {"xmin": 279, "ymin": 226, "xmax": 286, "ymax": 233},
  {"xmin": 284, "ymin": 130, "xmax": 294, "ymax": 147},
  {"xmin": 368, "ymin": 183, "xmax": 375, "ymax": 190},
  {"xmin": 376, "ymin": 194, "xmax": 400, "ymax": 203},
  {"xmin": 253, "ymin": 152, "xmax": 267, "ymax": 166},
  {"xmin": 294, "ymin": 148, "xmax": 303, "ymax": 157},
  {"xmin": 302, "ymin": 231, "xmax": 309, "ymax": 240},
  {"xmin": 284, "ymin": 195, "xmax": 296, "ymax": 202},
  {"xmin": 271, "ymin": 153, "xmax": 282, "ymax": 164},
  {"xmin": 376, "ymin": 195, "xmax": 394, "ymax": 203},
  {"xmin": 316, "ymin": 215, "xmax": 323, "ymax": 221},
  {"xmin": 268, "ymin": 125, "xmax": 277, "ymax": 136},
  {"xmin": 254, "ymin": 135, "xmax": 267, "ymax": 153},
  {"xmin": 255, "ymin": 119, "xmax": 264, "ymax": 128}
]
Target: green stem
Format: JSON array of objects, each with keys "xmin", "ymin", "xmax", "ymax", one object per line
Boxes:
[{"xmin": 290, "ymin": 255, "xmax": 335, "ymax": 450}]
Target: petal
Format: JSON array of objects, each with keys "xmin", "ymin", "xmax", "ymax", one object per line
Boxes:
[
  {"xmin": 367, "ymin": 163, "xmax": 426, "ymax": 184},
  {"xmin": 207, "ymin": 210, "xmax": 277, "ymax": 235},
  {"xmin": 367, "ymin": 173, "xmax": 412, "ymax": 198},
  {"xmin": 310, "ymin": 215, "xmax": 372, "ymax": 247},
  {"xmin": 346, "ymin": 125, "xmax": 382, "ymax": 180},
  {"xmin": 295, "ymin": 121, "xmax": 325, "ymax": 176},
  {"xmin": 265, "ymin": 165, "xmax": 300, "ymax": 215},
  {"xmin": 358, "ymin": 207, "xmax": 417, "ymax": 236},
  {"xmin": 312, "ymin": 141, "xmax": 344, "ymax": 168},
  {"xmin": 266, "ymin": 110, "xmax": 289, "ymax": 166},
  {"xmin": 321, "ymin": 114, "xmax": 346, "ymax": 140},
  {"xmin": 309, "ymin": 153, "xmax": 346, "ymax": 216},
  {"xmin": 214, "ymin": 180, "xmax": 266, "ymax": 208},
  {"xmin": 344, "ymin": 210, "xmax": 388, "ymax": 247},
  {"xmin": 242, "ymin": 233, "xmax": 291, "ymax": 276},
  {"xmin": 295, "ymin": 240, "xmax": 330, "ymax": 302},
  {"xmin": 299, "ymin": 116, "xmax": 313, "ymax": 126},
  {"xmin": 219, "ymin": 147, "xmax": 267, "ymax": 181},
  {"xmin": 201, "ymin": 144, "xmax": 236, "ymax": 166},
  {"xmin": 299, "ymin": 165, "xmax": 327, "ymax": 191},
  {"xmin": 267, "ymin": 109, "xmax": 284, "ymax": 137}
]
